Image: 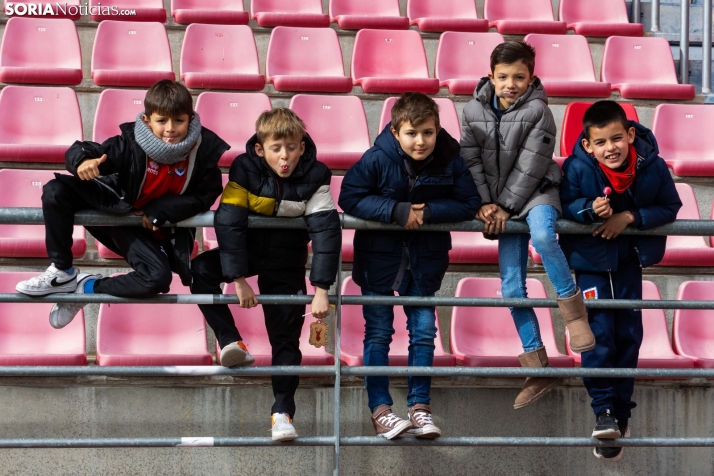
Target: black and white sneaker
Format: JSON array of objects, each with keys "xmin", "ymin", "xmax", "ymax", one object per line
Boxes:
[
  {"xmin": 15, "ymin": 264, "xmax": 78, "ymax": 296},
  {"xmin": 594, "ymin": 419, "xmax": 630, "ymax": 462},
  {"xmin": 592, "ymin": 409, "xmax": 620, "ymax": 439},
  {"xmin": 49, "ymin": 273, "xmax": 101, "ymax": 329}
]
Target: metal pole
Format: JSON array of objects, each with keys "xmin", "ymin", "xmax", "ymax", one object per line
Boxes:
[
  {"xmin": 0, "ymin": 366, "xmax": 337, "ymax": 377},
  {"xmin": 632, "ymin": 0, "xmax": 641, "ymax": 25},
  {"xmin": 339, "ymin": 366, "xmax": 714, "ymax": 378},
  {"xmin": 651, "ymin": 0, "xmax": 660, "ymax": 33},
  {"xmin": 333, "ymin": 252, "xmax": 343, "ymax": 476},
  {"xmin": 681, "ymin": 0, "xmax": 690, "ymax": 85},
  {"xmin": 703, "ymin": 0, "xmax": 712, "ymax": 94}
]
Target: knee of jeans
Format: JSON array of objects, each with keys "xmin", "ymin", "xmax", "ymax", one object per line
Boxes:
[
  {"xmin": 530, "ymin": 227, "xmax": 557, "ymax": 253},
  {"xmin": 364, "ymin": 327, "xmax": 394, "ymax": 346},
  {"xmin": 501, "ymin": 282, "xmax": 527, "ymax": 299}
]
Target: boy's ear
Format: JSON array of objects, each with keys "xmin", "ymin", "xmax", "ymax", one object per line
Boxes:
[
  {"xmin": 627, "ymin": 126, "xmax": 636, "ymax": 144},
  {"xmin": 254, "ymin": 142, "xmax": 265, "ymax": 157},
  {"xmin": 390, "ymin": 125, "xmax": 399, "ymax": 140},
  {"xmin": 141, "ymin": 113, "xmax": 150, "ymax": 124},
  {"xmin": 581, "ymin": 137, "xmax": 594, "ymax": 155},
  {"xmin": 487, "ymin": 72, "xmax": 495, "ymax": 83},
  {"xmin": 299, "ymin": 141, "xmax": 305, "ymax": 156},
  {"xmin": 529, "ymin": 74, "xmax": 537, "ymax": 85}
]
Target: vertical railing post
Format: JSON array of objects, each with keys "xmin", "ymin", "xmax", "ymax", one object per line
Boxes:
[
  {"xmin": 333, "ymin": 251, "xmax": 343, "ymax": 475},
  {"xmin": 632, "ymin": 0, "xmax": 641, "ymax": 26},
  {"xmin": 680, "ymin": 0, "xmax": 690, "ymax": 85},
  {"xmin": 703, "ymin": 0, "xmax": 713, "ymax": 94},
  {"xmin": 651, "ymin": 0, "xmax": 661, "ymax": 33}
]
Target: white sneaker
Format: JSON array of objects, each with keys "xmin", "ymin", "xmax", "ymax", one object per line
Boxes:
[
  {"xmin": 271, "ymin": 413, "xmax": 298, "ymax": 442},
  {"xmin": 49, "ymin": 273, "xmax": 101, "ymax": 329},
  {"xmin": 16, "ymin": 264, "xmax": 78, "ymax": 296},
  {"xmin": 220, "ymin": 341, "xmax": 255, "ymax": 367}
]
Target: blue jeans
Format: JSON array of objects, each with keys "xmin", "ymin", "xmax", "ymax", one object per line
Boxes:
[
  {"xmin": 498, "ymin": 204, "xmax": 577, "ymax": 352},
  {"xmin": 361, "ymin": 272, "xmax": 437, "ymax": 412}
]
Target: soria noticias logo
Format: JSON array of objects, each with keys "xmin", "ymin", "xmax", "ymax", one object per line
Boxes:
[{"xmin": 4, "ymin": 3, "xmax": 137, "ymax": 16}]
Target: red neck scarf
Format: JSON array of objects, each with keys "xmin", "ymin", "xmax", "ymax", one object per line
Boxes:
[{"xmin": 598, "ymin": 144, "xmax": 637, "ymax": 194}]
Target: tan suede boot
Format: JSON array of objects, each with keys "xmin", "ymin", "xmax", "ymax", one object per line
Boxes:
[
  {"xmin": 513, "ymin": 347, "xmax": 562, "ymax": 410},
  {"xmin": 558, "ymin": 288, "xmax": 596, "ymax": 353}
]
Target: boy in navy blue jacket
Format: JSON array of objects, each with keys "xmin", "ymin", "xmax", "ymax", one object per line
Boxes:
[
  {"xmin": 339, "ymin": 93, "xmax": 480, "ymax": 440},
  {"xmin": 560, "ymin": 101, "xmax": 681, "ymax": 462}
]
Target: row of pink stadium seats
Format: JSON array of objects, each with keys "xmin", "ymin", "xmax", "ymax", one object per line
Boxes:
[
  {"xmin": 0, "ymin": 18, "xmax": 687, "ymax": 99},
  {"xmin": 4, "ymin": 0, "xmax": 643, "ymax": 37}
]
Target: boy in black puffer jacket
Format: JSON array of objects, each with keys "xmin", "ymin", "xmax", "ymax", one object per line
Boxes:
[{"xmin": 190, "ymin": 108, "xmax": 341, "ymax": 442}]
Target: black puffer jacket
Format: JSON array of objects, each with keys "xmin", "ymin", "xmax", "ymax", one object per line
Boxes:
[
  {"xmin": 215, "ymin": 133, "xmax": 341, "ymax": 290},
  {"xmin": 62, "ymin": 122, "xmax": 228, "ymax": 285}
]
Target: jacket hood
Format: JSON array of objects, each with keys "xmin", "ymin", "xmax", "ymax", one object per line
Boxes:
[
  {"xmin": 374, "ymin": 122, "xmax": 461, "ymax": 167},
  {"xmin": 474, "ymin": 77, "xmax": 549, "ymax": 111},
  {"xmin": 571, "ymin": 121, "xmax": 660, "ymax": 171},
  {"xmin": 243, "ymin": 132, "xmax": 319, "ymax": 179}
]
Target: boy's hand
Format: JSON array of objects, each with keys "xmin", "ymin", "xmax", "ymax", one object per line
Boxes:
[
  {"xmin": 476, "ymin": 204, "xmax": 498, "ymax": 223},
  {"xmin": 592, "ymin": 197, "xmax": 613, "ymax": 218},
  {"xmin": 309, "ymin": 288, "xmax": 330, "ymax": 320},
  {"xmin": 593, "ymin": 211, "xmax": 634, "ymax": 240},
  {"xmin": 234, "ymin": 277, "xmax": 258, "ymax": 308},
  {"xmin": 486, "ymin": 206, "xmax": 510, "ymax": 235},
  {"xmin": 133, "ymin": 210, "xmax": 159, "ymax": 231},
  {"xmin": 77, "ymin": 154, "xmax": 107, "ymax": 181},
  {"xmin": 404, "ymin": 203, "xmax": 425, "ymax": 230}
]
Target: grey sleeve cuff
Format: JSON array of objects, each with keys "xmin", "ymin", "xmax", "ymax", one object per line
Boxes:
[
  {"xmin": 391, "ymin": 202, "xmax": 412, "ymax": 227},
  {"xmin": 422, "ymin": 204, "xmax": 432, "ymax": 224}
]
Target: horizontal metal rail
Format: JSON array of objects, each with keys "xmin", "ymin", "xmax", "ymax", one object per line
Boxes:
[{"xmin": 0, "ymin": 366, "xmax": 337, "ymax": 377}]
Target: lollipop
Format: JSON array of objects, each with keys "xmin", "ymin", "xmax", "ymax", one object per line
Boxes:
[{"xmin": 603, "ymin": 186, "xmax": 612, "ymax": 198}]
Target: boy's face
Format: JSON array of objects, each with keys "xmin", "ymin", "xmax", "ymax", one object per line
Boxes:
[
  {"xmin": 391, "ymin": 117, "xmax": 439, "ymax": 161},
  {"xmin": 255, "ymin": 135, "xmax": 305, "ymax": 178},
  {"xmin": 488, "ymin": 61, "xmax": 535, "ymax": 110},
  {"xmin": 582, "ymin": 122, "xmax": 636, "ymax": 169},
  {"xmin": 142, "ymin": 112, "xmax": 191, "ymax": 144}
]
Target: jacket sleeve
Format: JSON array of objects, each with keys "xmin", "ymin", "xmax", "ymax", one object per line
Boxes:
[
  {"xmin": 460, "ymin": 102, "xmax": 492, "ymax": 204},
  {"xmin": 560, "ymin": 160, "xmax": 597, "ymax": 223},
  {"xmin": 496, "ymin": 105, "xmax": 559, "ymax": 214},
  {"xmin": 424, "ymin": 157, "xmax": 482, "ymax": 223},
  {"xmin": 214, "ymin": 158, "xmax": 250, "ymax": 280},
  {"xmin": 304, "ymin": 167, "xmax": 341, "ymax": 290},
  {"xmin": 65, "ymin": 136, "xmax": 124, "ymax": 177},
  {"xmin": 338, "ymin": 153, "xmax": 397, "ymax": 224},
  {"xmin": 635, "ymin": 160, "xmax": 682, "ymax": 230}
]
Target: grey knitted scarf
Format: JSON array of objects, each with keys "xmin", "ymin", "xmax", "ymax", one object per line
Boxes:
[{"xmin": 134, "ymin": 112, "xmax": 202, "ymax": 165}]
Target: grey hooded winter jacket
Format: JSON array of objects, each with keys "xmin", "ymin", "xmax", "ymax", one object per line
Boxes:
[{"xmin": 460, "ymin": 77, "xmax": 561, "ymax": 220}]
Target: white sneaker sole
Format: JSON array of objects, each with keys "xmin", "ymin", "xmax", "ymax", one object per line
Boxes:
[
  {"xmin": 407, "ymin": 425, "xmax": 442, "ymax": 439},
  {"xmin": 272, "ymin": 430, "xmax": 298, "ymax": 442},
  {"xmin": 220, "ymin": 346, "xmax": 255, "ymax": 368},
  {"xmin": 16, "ymin": 280, "xmax": 77, "ymax": 296},
  {"xmin": 592, "ymin": 428, "xmax": 622, "ymax": 439},
  {"xmin": 378, "ymin": 420, "xmax": 412, "ymax": 440}
]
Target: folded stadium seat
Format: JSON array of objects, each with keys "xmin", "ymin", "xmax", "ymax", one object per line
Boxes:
[
  {"xmin": 656, "ymin": 183, "xmax": 714, "ymax": 267},
  {"xmin": 180, "ymin": 24, "xmax": 265, "ymax": 90},
  {"xmin": 523, "ymin": 34, "xmax": 611, "ymax": 98},
  {"xmin": 3, "ymin": 0, "xmax": 81, "ymax": 19},
  {"xmin": 449, "ymin": 232, "xmax": 499, "ymax": 264},
  {"xmin": 435, "ymin": 31, "xmax": 504, "ymax": 95},
  {"xmin": 450, "ymin": 277, "xmax": 573, "ymax": 367},
  {"xmin": 652, "ymin": 104, "xmax": 714, "ymax": 177},
  {"xmin": 351, "ymin": 29, "xmax": 439, "ymax": 94},
  {"xmin": 218, "ymin": 277, "xmax": 334, "ymax": 367},
  {"xmin": 92, "ymin": 21, "xmax": 175, "ymax": 87},
  {"xmin": 0, "ymin": 272, "xmax": 86, "ymax": 365},
  {"xmin": 329, "ymin": 0, "xmax": 408, "ymax": 30},
  {"xmin": 484, "ymin": 0, "xmax": 567, "ymax": 35},
  {"xmin": 0, "ymin": 170, "xmax": 85, "ymax": 258},
  {"xmin": 674, "ymin": 281, "xmax": 714, "ymax": 368},
  {"xmin": 0, "ymin": 85, "xmax": 83, "ymax": 163},
  {"xmin": 93, "ymin": 88, "xmax": 148, "ymax": 143},
  {"xmin": 559, "ymin": 0, "xmax": 644, "ymax": 37},
  {"xmin": 601, "ymin": 36, "xmax": 695, "ymax": 100},
  {"xmin": 378, "ymin": 96, "xmax": 462, "ymax": 141},
  {"xmin": 195, "ymin": 92, "xmax": 272, "ymax": 167},
  {"xmin": 407, "ymin": 0, "xmax": 488, "ymax": 33},
  {"xmin": 97, "ymin": 241, "xmax": 198, "ymax": 259},
  {"xmin": 290, "ymin": 95, "xmax": 370, "ymax": 169},
  {"xmin": 251, "ymin": 0, "xmax": 330, "ymax": 28},
  {"xmin": 89, "ymin": 0, "xmax": 166, "ymax": 22},
  {"xmin": 341, "ymin": 277, "xmax": 455, "ymax": 366},
  {"xmin": 327, "ymin": 175, "xmax": 354, "ymax": 262},
  {"xmin": 565, "ymin": 281, "xmax": 694, "ymax": 372},
  {"xmin": 0, "ymin": 17, "xmax": 83, "ymax": 85},
  {"xmin": 266, "ymin": 27, "xmax": 352, "ymax": 93},
  {"xmin": 202, "ymin": 174, "xmax": 229, "ymax": 251},
  {"xmin": 96, "ymin": 275, "xmax": 213, "ymax": 366},
  {"xmin": 171, "ymin": 0, "xmax": 249, "ymax": 25}
]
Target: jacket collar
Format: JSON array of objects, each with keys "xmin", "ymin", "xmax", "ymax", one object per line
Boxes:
[
  {"xmin": 572, "ymin": 121, "xmax": 660, "ymax": 171},
  {"xmin": 243, "ymin": 132, "xmax": 319, "ymax": 180}
]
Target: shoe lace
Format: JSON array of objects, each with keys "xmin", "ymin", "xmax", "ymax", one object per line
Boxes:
[
  {"xmin": 412, "ymin": 410, "xmax": 434, "ymax": 426},
  {"xmin": 30, "ymin": 267, "xmax": 61, "ymax": 285},
  {"xmin": 377, "ymin": 412, "xmax": 403, "ymax": 427}
]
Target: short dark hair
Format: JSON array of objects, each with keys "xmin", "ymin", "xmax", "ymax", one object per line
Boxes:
[
  {"xmin": 582, "ymin": 101, "xmax": 631, "ymax": 140},
  {"xmin": 390, "ymin": 92, "xmax": 440, "ymax": 133},
  {"xmin": 143, "ymin": 80, "xmax": 194, "ymax": 118},
  {"xmin": 490, "ymin": 41, "xmax": 536, "ymax": 75},
  {"xmin": 255, "ymin": 108, "xmax": 306, "ymax": 146}
]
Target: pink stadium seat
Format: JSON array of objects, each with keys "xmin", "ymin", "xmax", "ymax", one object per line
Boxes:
[
  {"xmin": 96, "ymin": 275, "xmax": 213, "ymax": 366},
  {"xmin": 92, "ymin": 21, "xmax": 175, "ymax": 87},
  {"xmin": 559, "ymin": 0, "xmax": 644, "ymax": 37},
  {"xmin": 202, "ymin": 174, "xmax": 229, "ymax": 251},
  {"xmin": 218, "ymin": 277, "xmax": 334, "ymax": 367},
  {"xmin": 89, "ymin": 0, "xmax": 166, "ymax": 22},
  {"xmin": 0, "ymin": 170, "xmax": 85, "ymax": 258},
  {"xmin": 0, "ymin": 17, "xmax": 82, "ymax": 85},
  {"xmin": 327, "ymin": 175, "xmax": 354, "ymax": 262},
  {"xmin": 195, "ymin": 92, "xmax": 272, "ymax": 167},
  {"xmin": 484, "ymin": 0, "xmax": 567, "ymax": 35},
  {"xmin": 97, "ymin": 241, "xmax": 198, "ymax": 259},
  {"xmin": 290, "ymin": 94, "xmax": 370, "ymax": 169},
  {"xmin": 450, "ymin": 277, "xmax": 573, "ymax": 367},
  {"xmin": 93, "ymin": 88, "xmax": 148, "ymax": 143},
  {"xmin": 657, "ymin": 183, "xmax": 714, "ymax": 267},
  {"xmin": 329, "ymin": 0, "xmax": 408, "ymax": 30},
  {"xmin": 601, "ymin": 36, "xmax": 695, "ymax": 100},
  {"xmin": 523, "ymin": 34, "xmax": 611, "ymax": 98},
  {"xmin": 449, "ymin": 232, "xmax": 499, "ymax": 264},
  {"xmin": 266, "ymin": 27, "xmax": 352, "ymax": 93},
  {"xmin": 566, "ymin": 281, "xmax": 694, "ymax": 371},
  {"xmin": 408, "ymin": 0, "xmax": 488, "ymax": 33},
  {"xmin": 351, "ymin": 29, "xmax": 439, "ymax": 94},
  {"xmin": 341, "ymin": 277, "xmax": 455, "ymax": 366},
  {"xmin": 180, "ymin": 24, "xmax": 264, "ymax": 91},
  {"xmin": 652, "ymin": 104, "xmax": 714, "ymax": 177},
  {"xmin": 251, "ymin": 0, "xmax": 329, "ymax": 28},
  {"xmin": 435, "ymin": 32, "xmax": 504, "ymax": 95},
  {"xmin": 0, "ymin": 85, "xmax": 83, "ymax": 163},
  {"xmin": 3, "ymin": 0, "xmax": 81, "ymax": 19},
  {"xmin": 171, "ymin": 0, "xmax": 249, "ymax": 25},
  {"xmin": 379, "ymin": 96, "xmax": 462, "ymax": 141},
  {"xmin": 0, "ymin": 272, "xmax": 86, "ymax": 365},
  {"xmin": 673, "ymin": 281, "xmax": 714, "ymax": 368}
]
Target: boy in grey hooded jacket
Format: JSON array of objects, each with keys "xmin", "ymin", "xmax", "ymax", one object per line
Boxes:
[{"xmin": 460, "ymin": 41, "xmax": 595, "ymax": 410}]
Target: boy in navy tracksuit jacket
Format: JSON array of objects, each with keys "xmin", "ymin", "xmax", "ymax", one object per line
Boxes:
[
  {"xmin": 560, "ymin": 101, "xmax": 681, "ymax": 462},
  {"xmin": 339, "ymin": 93, "xmax": 480, "ymax": 440}
]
